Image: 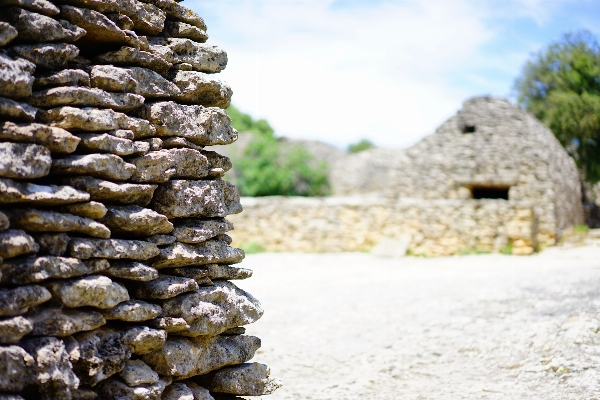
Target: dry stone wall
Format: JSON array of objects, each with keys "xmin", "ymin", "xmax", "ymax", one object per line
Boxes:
[{"xmin": 0, "ymin": 1, "xmax": 279, "ymax": 399}]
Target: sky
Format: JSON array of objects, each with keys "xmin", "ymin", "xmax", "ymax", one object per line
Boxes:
[{"xmin": 187, "ymin": 0, "xmax": 600, "ymax": 149}]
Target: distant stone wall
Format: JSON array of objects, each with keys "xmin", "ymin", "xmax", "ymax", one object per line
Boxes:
[
  {"xmin": 0, "ymin": 1, "xmax": 278, "ymax": 399},
  {"xmin": 229, "ymin": 197, "xmax": 538, "ymax": 256}
]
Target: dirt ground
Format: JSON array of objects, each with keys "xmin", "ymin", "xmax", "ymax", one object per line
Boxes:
[{"xmin": 238, "ymin": 245, "xmax": 600, "ymax": 400}]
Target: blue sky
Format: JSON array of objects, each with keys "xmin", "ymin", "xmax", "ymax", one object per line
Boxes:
[{"xmin": 187, "ymin": 0, "xmax": 600, "ymax": 149}]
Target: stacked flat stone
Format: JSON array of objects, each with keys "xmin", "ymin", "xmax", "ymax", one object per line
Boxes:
[{"xmin": 0, "ymin": 0, "xmax": 280, "ymax": 399}]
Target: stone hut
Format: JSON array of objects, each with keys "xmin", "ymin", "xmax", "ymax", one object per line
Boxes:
[
  {"xmin": 231, "ymin": 97, "xmax": 583, "ymax": 255},
  {"xmin": 0, "ymin": 0, "xmax": 280, "ymax": 399}
]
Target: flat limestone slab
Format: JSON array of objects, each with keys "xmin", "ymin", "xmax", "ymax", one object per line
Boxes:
[
  {"xmin": 29, "ymin": 86, "xmax": 144, "ymax": 112},
  {"xmin": 51, "ymin": 153, "xmax": 136, "ymax": 181},
  {"xmin": 9, "ymin": 43, "xmax": 79, "ymax": 69},
  {"xmin": 0, "ymin": 285, "xmax": 51, "ymax": 317},
  {"xmin": 100, "ymin": 205, "xmax": 172, "ymax": 236},
  {"xmin": 196, "ymin": 362, "xmax": 282, "ymax": 396},
  {"xmin": 0, "ymin": 256, "xmax": 108, "ymax": 284},
  {"xmin": 5, "ymin": 208, "xmax": 110, "ymax": 238},
  {"xmin": 60, "ymin": 176, "xmax": 157, "ymax": 206},
  {"xmin": 0, "ymin": 177, "xmax": 89, "ymax": 205},
  {"xmin": 27, "ymin": 306, "xmax": 106, "ymax": 336},
  {"xmin": 0, "ymin": 229, "xmax": 38, "ymax": 259},
  {"xmin": 0, "ymin": 121, "xmax": 80, "ymax": 153},
  {"xmin": 67, "ymin": 238, "xmax": 160, "ymax": 260},
  {"xmin": 0, "ymin": 52, "xmax": 35, "ymax": 99},
  {"xmin": 152, "ymin": 238, "xmax": 244, "ymax": 269},
  {"xmin": 46, "ymin": 275, "xmax": 130, "ymax": 309}
]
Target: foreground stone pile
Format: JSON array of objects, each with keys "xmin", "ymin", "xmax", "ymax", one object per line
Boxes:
[{"xmin": 0, "ymin": 0, "xmax": 280, "ymax": 398}]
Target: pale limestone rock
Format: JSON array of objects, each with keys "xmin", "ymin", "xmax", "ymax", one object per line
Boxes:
[
  {"xmin": 151, "ymin": 180, "xmax": 242, "ymax": 219},
  {"xmin": 163, "ymin": 21, "xmax": 207, "ymax": 42},
  {"xmin": 0, "ymin": 0, "xmax": 59, "ymax": 16},
  {"xmin": 51, "ymin": 153, "xmax": 136, "ymax": 181},
  {"xmin": 29, "ymin": 86, "xmax": 145, "ymax": 112},
  {"xmin": 0, "ymin": 256, "xmax": 108, "ymax": 284},
  {"xmin": 0, "ymin": 316, "xmax": 33, "ymax": 344},
  {"xmin": 95, "ymin": 46, "xmax": 172, "ymax": 76},
  {"xmin": 129, "ymin": 274, "xmax": 199, "ymax": 300},
  {"xmin": 205, "ymin": 264, "xmax": 252, "ymax": 281},
  {"xmin": 162, "ymin": 383, "xmax": 194, "ymax": 400},
  {"xmin": 0, "ymin": 229, "xmax": 38, "ymax": 259},
  {"xmin": 105, "ymin": 12, "xmax": 133, "ymax": 30},
  {"xmin": 58, "ymin": 201, "xmax": 107, "ymax": 219},
  {"xmin": 122, "ymin": 326, "xmax": 166, "ymax": 355},
  {"xmin": 90, "ymin": 65, "xmax": 138, "ymax": 92},
  {"xmin": 0, "ymin": 52, "xmax": 35, "ymax": 99},
  {"xmin": 132, "ymin": 140, "xmax": 151, "ymax": 155},
  {"xmin": 0, "ymin": 345, "xmax": 35, "ymax": 392},
  {"xmin": 142, "ymin": 0, "xmax": 206, "ymax": 30},
  {"xmin": 97, "ymin": 377, "xmax": 170, "ymax": 400},
  {"xmin": 214, "ymin": 234, "xmax": 231, "ymax": 245},
  {"xmin": 197, "ymin": 363, "xmax": 281, "ymax": 396},
  {"xmin": 0, "ymin": 121, "xmax": 80, "ymax": 153},
  {"xmin": 104, "ymin": 261, "xmax": 159, "ymax": 282},
  {"xmin": 203, "ymin": 151, "xmax": 232, "ymax": 174},
  {"xmin": 9, "ymin": 43, "xmax": 79, "ymax": 69},
  {"xmin": 32, "ymin": 232, "xmax": 69, "ymax": 255},
  {"xmin": 142, "ymin": 137, "xmax": 163, "ymax": 150},
  {"xmin": 0, "ymin": 177, "xmax": 89, "ymax": 205},
  {"xmin": 133, "ymin": 101, "xmax": 237, "ymax": 145},
  {"xmin": 158, "ymin": 281, "xmax": 263, "ymax": 337},
  {"xmin": 76, "ymin": 133, "xmax": 136, "ymax": 155},
  {"xmin": 101, "ymin": 300, "xmax": 161, "ymax": 322},
  {"xmin": 0, "ymin": 210, "xmax": 9, "ymax": 230},
  {"xmin": 37, "ymin": 106, "xmax": 156, "ymax": 138},
  {"xmin": 146, "ymin": 234, "xmax": 175, "ymax": 246},
  {"xmin": 0, "ymin": 22, "xmax": 18, "ymax": 46},
  {"xmin": 5, "ymin": 208, "xmax": 111, "ymax": 238},
  {"xmin": 170, "ymin": 71, "xmax": 232, "ymax": 108},
  {"xmin": 128, "ymin": 66, "xmax": 180, "ymax": 98},
  {"xmin": 100, "ymin": 205, "xmax": 173, "ymax": 236},
  {"xmin": 172, "ymin": 218, "xmax": 233, "ymax": 243},
  {"xmin": 182, "ymin": 382, "xmax": 215, "ymax": 400},
  {"xmin": 148, "ymin": 38, "xmax": 226, "ymax": 73},
  {"xmin": 153, "ymin": 239, "xmax": 244, "ymax": 269},
  {"xmin": 74, "ymin": 327, "xmax": 131, "ymax": 385},
  {"xmin": 28, "ymin": 306, "xmax": 106, "ymax": 336},
  {"xmin": 147, "ymin": 316, "xmax": 189, "ymax": 333},
  {"xmin": 0, "ymin": 285, "xmax": 51, "ymax": 317},
  {"xmin": 110, "ymin": 129, "xmax": 135, "ymax": 140},
  {"xmin": 67, "ymin": 238, "xmax": 160, "ymax": 260},
  {"xmin": 0, "ymin": 96, "xmax": 37, "ymax": 121},
  {"xmin": 163, "ymin": 267, "xmax": 212, "ymax": 286},
  {"xmin": 142, "ymin": 335, "xmax": 261, "ymax": 379},
  {"xmin": 161, "ymin": 137, "xmax": 203, "ymax": 151},
  {"xmin": 47, "ymin": 275, "xmax": 129, "ymax": 309},
  {"xmin": 119, "ymin": 359, "xmax": 159, "ymax": 386},
  {"xmin": 60, "ymin": 176, "xmax": 157, "ymax": 206},
  {"xmin": 129, "ymin": 148, "xmax": 210, "ymax": 183},
  {"xmin": 53, "ymin": 0, "xmax": 166, "ymax": 36},
  {"xmin": 0, "ymin": 142, "xmax": 51, "ymax": 179},
  {"xmin": 21, "ymin": 337, "xmax": 80, "ymax": 400},
  {"xmin": 34, "ymin": 69, "xmax": 90, "ymax": 88},
  {"xmin": 1, "ymin": 7, "xmax": 85, "ymax": 43}
]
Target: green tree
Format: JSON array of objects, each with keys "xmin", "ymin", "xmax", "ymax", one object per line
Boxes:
[
  {"xmin": 514, "ymin": 30, "xmax": 600, "ymax": 183},
  {"xmin": 347, "ymin": 139, "xmax": 375, "ymax": 153},
  {"xmin": 226, "ymin": 106, "xmax": 330, "ymax": 197}
]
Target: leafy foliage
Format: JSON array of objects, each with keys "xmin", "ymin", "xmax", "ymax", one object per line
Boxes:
[
  {"xmin": 226, "ymin": 106, "xmax": 330, "ymax": 197},
  {"xmin": 347, "ymin": 139, "xmax": 375, "ymax": 153},
  {"xmin": 514, "ymin": 30, "xmax": 600, "ymax": 183}
]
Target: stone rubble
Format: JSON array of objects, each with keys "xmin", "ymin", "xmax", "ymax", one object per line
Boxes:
[{"xmin": 0, "ymin": 0, "xmax": 278, "ymax": 398}]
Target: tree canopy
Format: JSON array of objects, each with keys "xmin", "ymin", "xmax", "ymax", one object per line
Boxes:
[
  {"xmin": 226, "ymin": 106, "xmax": 330, "ymax": 197},
  {"xmin": 514, "ymin": 30, "xmax": 600, "ymax": 183}
]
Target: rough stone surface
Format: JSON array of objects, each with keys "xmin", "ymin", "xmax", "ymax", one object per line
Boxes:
[
  {"xmin": 163, "ymin": 21, "xmax": 208, "ymax": 42},
  {"xmin": 148, "ymin": 38, "xmax": 227, "ymax": 73},
  {"xmin": 0, "ymin": 316, "xmax": 33, "ymax": 344},
  {"xmin": 27, "ymin": 306, "xmax": 106, "ymax": 336},
  {"xmin": 119, "ymin": 359, "xmax": 159, "ymax": 386},
  {"xmin": 157, "ymin": 281, "xmax": 263, "ymax": 336},
  {"xmin": 0, "ymin": 21, "xmax": 19, "ymax": 46},
  {"xmin": 58, "ymin": 200, "xmax": 107, "ymax": 219},
  {"xmin": 100, "ymin": 205, "xmax": 173, "ymax": 236},
  {"xmin": 1, "ymin": 7, "xmax": 85, "ymax": 43},
  {"xmin": 46, "ymin": 275, "xmax": 130, "ymax": 309},
  {"xmin": 34, "ymin": 68, "xmax": 90, "ymax": 88},
  {"xmin": 0, "ymin": 256, "xmax": 108, "ymax": 284},
  {"xmin": 162, "ymin": 382, "xmax": 194, "ymax": 400},
  {"xmin": 0, "ymin": 121, "xmax": 80, "ymax": 153},
  {"xmin": 0, "ymin": 345, "xmax": 35, "ymax": 392},
  {"xmin": 0, "ymin": 52, "xmax": 35, "ymax": 99},
  {"xmin": 67, "ymin": 238, "xmax": 160, "ymax": 260},
  {"xmin": 205, "ymin": 264, "xmax": 252, "ymax": 281},
  {"xmin": 0, "ymin": 142, "xmax": 51, "ymax": 179},
  {"xmin": 0, "ymin": 285, "xmax": 51, "ymax": 317},
  {"xmin": 104, "ymin": 261, "xmax": 159, "ymax": 282},
  {"xmin": 151, "ymin": 180, "xmax": 242, "ymax": 219},
  {"xmin": 164, "ymin": 267, "xmax": 211, "ymax": 285},
  {"xmin": 128, "ymin": 66, "xmax": 181, "ymax": 98},
  {"xmin": 0, "ymin": 229, "xmax": 39, "ymax": 259},
  {"xmin": 0, "ymin": 0, "xmax": 60, "ymax": 16},
  {"xmin": 0, "ymin": 177, "xmax": 89, "ymax": 205},
  {"xmin": 129, "ymin": 274, "xmax": 199, "ymax": 300},
  {"xmin": 197, "ymin": 363, "xmax": 281, "ymax": 396},
  {"xmin": 142, "ymin": 0, "xmax": 205, "ymax": 31},
  {"xmin": 29, "ymin": 86, "xmax": 144, "ymax": 112},
  {"xmin": 0, "ymin": 210, "xmax": 9, "ymax": 230},
  {"xmin": 75, "ymin": 132, "xmax": 132, "ymax": 155},
  {"xmin": 51, "ymin": 153, "xmax": 135, "ymax": 180},
  {"xmin": 170, "ymin": 70, "xmax": 232, "ymax": 108},
  {"xmin": 96, "ymin": 376, "xmax": 169, "ymax": 400},
  {"xmin": 128, "ymin": 148, "xmax": 210, "ymax": 183},
  {"xmin": 152, "ymin": 239, "xmax": 244, "ymax": 269},
  {"xmin": 172, "ymin": 218, "xmax": 233, "ymax": 243},
  {"xmin": 122, "ymin": 326, "xmax": 166, "ymax": 355},
  {"xmin": 134, "ymin": 101, "xmax": 237, "ymax": 145},
  {"xmin": 101, "ymin": 300, "xmax": 162, "ymax": 322},
  {"xmin": 60, "ymin": 176, "xmax": 157, "ymax": 206},
  {"xmin": 142, "ymin": 335, "xmax": 261, "ymax": 379},
  {"xmin": 9, "ymin": 43, "xmax": 79, "ymax": 69},
  {"xmin": 182, "ymin": 382, "xmax": 215, "ymax": 400},
  {"xmin": 5, "ymin": 208, "xmax": 110, "ymax": 238},
  {"xmin": 95, "ymin": 46, "xmax": 172, "ymax": 75},
  {"xmin": 90, "ymin": 65, "xmax": 137, "ymax": 92},
  {"xmin": 0, "ymin": 96, "xmax": 37, "ymax": 121},
  {"xmin": 145, "ymin": 234, "xmax": 175, "ymax": 246},
  {"xmin": 32, "ymin": 232, "xmax": 69, "ymax": 255}
]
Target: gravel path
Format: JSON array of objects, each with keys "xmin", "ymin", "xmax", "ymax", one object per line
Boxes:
[{"xmin": 239, "ymin": 245, "xmax": 600, "ymax": 399}]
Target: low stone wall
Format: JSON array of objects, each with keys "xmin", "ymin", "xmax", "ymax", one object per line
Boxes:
[{"xmin": 229, "ymin": 197, "xmax": 538, "ymax": 256}]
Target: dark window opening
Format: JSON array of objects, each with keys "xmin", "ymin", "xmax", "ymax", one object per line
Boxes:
[
  {"xmin": 462, "ymin": 125, "xmax": 476, "ymax": 133},
  {"xmin": 471, "ymin": 186, "xmax": 509, "ymax": 200}
]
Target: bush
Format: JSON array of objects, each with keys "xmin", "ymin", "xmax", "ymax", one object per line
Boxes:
[{"xmin": 348, "ymin": 139, "xmax": 375, "ymax": 153}]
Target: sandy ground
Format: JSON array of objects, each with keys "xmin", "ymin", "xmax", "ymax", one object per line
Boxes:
[{"xmin": 237, "ymin": 245, "xmax": 600, "ymax": 400}]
